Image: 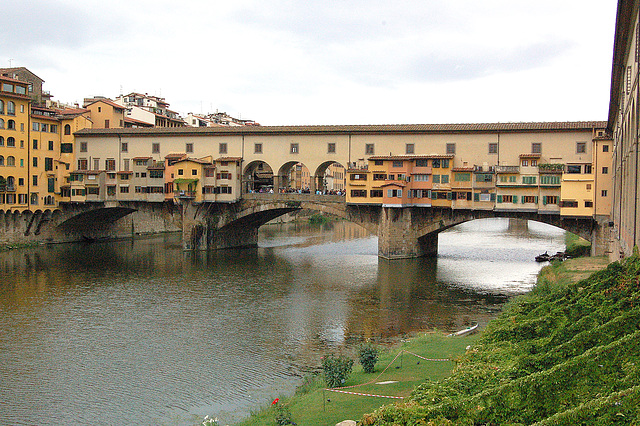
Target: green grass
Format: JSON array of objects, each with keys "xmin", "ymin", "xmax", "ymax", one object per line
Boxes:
[
  {"xmin": 363, "ymin": 255, "xmax": 640, "ymax": 425},
  {"xmin": 236, "ymin": 332, "xmax": 479, "ymax": 426}
]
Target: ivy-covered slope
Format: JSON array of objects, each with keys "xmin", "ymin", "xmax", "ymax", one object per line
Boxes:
[{"xmin": 362, "ymin": 256, "xmax": 640, "ymax": 425}]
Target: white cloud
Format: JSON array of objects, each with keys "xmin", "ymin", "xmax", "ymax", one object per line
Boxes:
[{"xmin": 0, "ymin": 0, "xmax": 618, "ymax": 125}]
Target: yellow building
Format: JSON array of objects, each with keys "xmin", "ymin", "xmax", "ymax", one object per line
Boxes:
[
  {"xmin": 84, "ymin": 99, "xmax": 125, "ymax": 129},
  {"xmin": 0, "ymin": 75, "xmax": 31, "ymax": 211},
  {"xmin": 30, "ymin": 106, "xmax": 61, "ymax": 208}
]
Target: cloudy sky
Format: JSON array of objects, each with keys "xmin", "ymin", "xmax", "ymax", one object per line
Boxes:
[{"xmin": 1, "ymin": 0, "xmax": 618, "ymax": 125}]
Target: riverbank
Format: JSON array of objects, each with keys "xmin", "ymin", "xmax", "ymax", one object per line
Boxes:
[
  {"xmin": 233, "ymin": 253, "xmax": 612, "ymax": 426},
  {"xmin": 235, "ymin": 331, "xmax": 480, "ymax": 426}
]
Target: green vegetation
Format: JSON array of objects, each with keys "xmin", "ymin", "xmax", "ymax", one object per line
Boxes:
[
  {"xmin": 362, "ymin": 255, "xmax": 640, "ymax": 425},
  {"xmin": 565, "ymin": 232, "xmax": 591, "ymax": 258},
  {"xmin": 308, "ymin": 213, "xmax": 332, "ymax": 224},
  {"xmin": 322, "ymin": 353, "xmax": 354, "ymax": 388},
  {"xmin": 358, "ymin": 343, "xmax": 380, "ymax": 373},
  {"xmin": 236, "ymin": 333, "xmax": 477, "ymax": 426}
]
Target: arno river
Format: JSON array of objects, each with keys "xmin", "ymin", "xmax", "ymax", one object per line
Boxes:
[{"xmin": 0, "ymin": 218, "xmax": 565, "ymax": 425}]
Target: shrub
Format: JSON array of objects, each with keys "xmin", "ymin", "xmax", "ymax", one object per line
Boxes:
[
  {"xmin": 322, "ymin": 353, "xmax": 354, "ymax": 388},
  {"xmin": 358, "ymin": 343, "xmax": 379, "ymax": 373},
  {"xmin": 274, "ymin": 404, "xmax": 295, "ymax": 425}
]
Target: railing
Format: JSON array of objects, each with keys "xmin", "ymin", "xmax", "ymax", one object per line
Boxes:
[
  {"xmin": 175, "ymin": 190, "xmax": 196, "ymax": 198},
  {"xmin": 495, "ymin": 166, "xmax": 520, "ymax": 174}
]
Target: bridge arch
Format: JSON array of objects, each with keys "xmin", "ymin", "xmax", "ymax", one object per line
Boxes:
[
  {"xmin": 314, "ymin": 160, "xmax": 347, "ymax": 193},
  {"xmin": 243, "ymin": 160, "xmax": 274, "ymax": 193}
]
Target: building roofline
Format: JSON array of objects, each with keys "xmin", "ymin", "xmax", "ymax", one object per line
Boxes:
[{"xmin": 75, "ymin": 121, "xmax": 607, "ymax": 138}]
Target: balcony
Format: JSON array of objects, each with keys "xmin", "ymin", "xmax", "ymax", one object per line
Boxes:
[
  {"xmin": 538, "ymin": 163, "xmax": 565, "ymax": 173},
  {"xmin": 175, "ymin": 190, "xmax": 196, "ymax": 199},
  {"xmin": 495, "ymin": 165, "xmax": 520, "ymax": 174}
]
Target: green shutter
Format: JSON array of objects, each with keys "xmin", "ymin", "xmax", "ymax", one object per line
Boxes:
[
  {"xmin": 513, "ymin": 195, "xmax": 518, "ymax": 204},
  {"xmin": 490, "ymin": 193, "xmax": 496, "ymax": 202},
  {"xmin": 497, "ymin": 195, "xmax": 503, "ymax": 203},
  {"xmin": 447, "ymin": 192, "xmax": 452, "ymax": 200},
  {"xmin": 535, "ymin": 196, "xmax": 539, "ymax": 204},
  {"xmin": 467, "ymin": 192, "xmax": 472, "ymax": 200},
  {"xmin": 543, "ymin": 196, "xmax": 547, "ymax": 205},
  {"xmin": 431, "ymin": 191, "xmax": 437, "ymax": 200},
  {"xmin": 474, "ymin": 192, "xmax": 480, "ymax": 201}
]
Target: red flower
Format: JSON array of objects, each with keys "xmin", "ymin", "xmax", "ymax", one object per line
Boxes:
[{"xmin": 271, "ymin": 398, "xmax": 279, "ymax": 405}]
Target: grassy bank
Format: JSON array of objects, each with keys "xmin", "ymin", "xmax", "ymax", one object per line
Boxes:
[
  {"xmin": 236, "ymin": 332, "xmax": 479, "ymax": 426},
  {"xmin": 363, "ymin": 253, "xmax": 640, "ymax": 425}
]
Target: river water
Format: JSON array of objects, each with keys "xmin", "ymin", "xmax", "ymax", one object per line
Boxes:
[{"xmin": 0, "ymin": 218, "xmax": 565, "ymax": 425}]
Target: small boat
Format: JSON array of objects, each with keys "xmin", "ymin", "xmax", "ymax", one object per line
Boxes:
[
  {"xmin": 535, "ymin": 251, "xmax": 550, "ymax": 262},
  {"xmin": 448, "ymin": 323, "xmax": 478, "ymax": 337}
]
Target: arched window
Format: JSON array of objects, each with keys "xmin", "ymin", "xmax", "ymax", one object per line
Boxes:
[
  {"xmin": 0, "ymin": 156, "xmax": 4, "ymax": 166},
  {"xmin": 64, "ymin": 124, "xmax": 71, "ymax": 135},
  {"xmin": 7, "ymin": 101, "xmax": 15, "ymax": 115},
  {"xmin": 7, "ymin": 137, "xmax": 15, "ymax": 147},
  {"xmin": 30, "ymin": 193, "xmax": 38, "ymax": 205},
  {"xmin": 7, "ymin": 156, "xmax": 15, "ymax": 166},
  {"xmin": 7, "ymin": 120, "xmax": 15, "ymax": 130},
  {"xmin": 0, "ymin": 99, "xmax": 4, "ymax": 113},
  {"xmin": 0, "ymin": 136, "xmax": 4, "ymax": 146},
  {"xmin": 0, "ymin": 118, "xmax": 4, "ymax": 128},
  {"xmin": 7, "ymin": 176, "xmax": 15, "ymax": 187}
]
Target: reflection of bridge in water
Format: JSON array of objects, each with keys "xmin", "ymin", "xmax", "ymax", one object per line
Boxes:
[{"xmin": 180, "ymin": 192, "xmax": 600, "ymax": 259}]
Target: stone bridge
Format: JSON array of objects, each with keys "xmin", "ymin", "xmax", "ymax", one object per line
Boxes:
[{"xmin": 181, "ymin": 193, "xmax": 606, "ymax": 259}]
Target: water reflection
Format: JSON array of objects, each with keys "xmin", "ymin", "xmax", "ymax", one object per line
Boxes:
[{"xmin": 0, "ymin": 218, "xmax": 565, "ymax": 425}]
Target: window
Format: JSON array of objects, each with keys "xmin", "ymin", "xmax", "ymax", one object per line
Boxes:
[
  {"xmin": 523, "ymin": 195, "xmax": 536, "ymax": 203},
  {"xmin": 540, "ymin": 175, "xmax": 560, "ymax": 185},
  {"xmin": 415, "ymin": 159, "xmax": 428, "ymax": 167},
  {"xmin": 531, "ymin": 160, "xmax": 537, "ymax": 166},
  {"xmin": 254, "ymin": 143, "xmax": 262, "ymax": 153},
  {"xmin": 50, "ymin": 125, "xmax": 57, "ymax": 133},
  {"xmin": 489, "ymin": 142, "xmax": 498, "ymax": 154},
  {"xmin": 48, "ymin": 178, "xmax": 55, "ymax": 193},
  {"xmin": 290, "ymin": 143, "xmax": 299, "ymax": 154},
  {"xmin": 78, "ymin": 159, "xmax": 88, "ymax": 170},
  {"xmin": 328, "ymin": 142, "xmax": 336, "ymax": 153},
  {"xmin": 543, "ymin": 196, "xmax": 558, "ymax": 205},
  {"xmin": 7, "ymin": 101, "xmax": 15, "ymax": 115},
  {"xmin": 446, "ymin": 143, "xmax": 455, "ymax": 154},
  {"xmin": 150, "ymin": 170, "xmax": 163, "ymax": 179},
  {"xmin": 178, "ymin": 169, "xmax": 184, "ymax": 175},
  {"xmin": 6, "ymin": 137, "xmax": 15, "ymax": 147},
  {"xmin": 350, "ymin": 190, "xmax": 367, "ymax": 197},
  {"xmin": 392, "ymin": 160, "xmax": 403, "ymax": 167},
  {"xmin": 585, "ymin": 201, "xmax": 593, "ymax": 208},
  {"xmin": 522, "ymin": 160, "xmax": 528, "ymax": 167},
  {"xmin": 93, "ymin": 158, "xmax": 100, "ymax": 170},
  {"xmin": 61, "ymin": 143, "xmax": 73, "ymax": 153},
  {"xmin": 365, "ymin": 144, "xmax": 374, "ymax": 155},
  {"xmin": 442, "ymin": 159, "xmax": 449, "ymax": 168},
  {"xmin": 106, "ymin": 159, "xmax": 115, "ymax": 171},
  {"xmin": 441, "ymin": 175, "xmax": 449, "ymax": 184},
  {"xmin": 586, "ymin": 184, "xmax": 592, "ymax": 191},
  {"xmin": 374, "ymin": 160, "xmax": 384, "ymax": 166},
  {"xmin": 219, "ymin": 143, "xmax": 227, "ymax": 154},
  {"xmin": 121, "ymin": 142, "xmax": 128, "ymax": 152},
  {"xmin": 560, "ymin": 200, "xmax": 578, "ymax": 208},
  {"xmin": 120, "ymin": 186, "xmax": 129, "ymax": 194},
  {"xmin": 584, "ymin": 164, "xmax": 592, "ymax": 174},
  {"xmin": 602, "ymin": 190, "xmax": 608, "ymax": 197},
  {"xmin": 152, "ymin": 143, "xmax": 160, "ymax": 153},
  {"xmin": 80, "ymin": 142, "xmax": 87, "ymax": 152},
  {"xmin": 567, "ymin": 165, "xmax": 581, "ymax": 174},
  {"xmin": 414, "ymin": 174, "xmax": 429, "ymax": 182},
  {"xmin": 576, "ymin": 142, "xmax": 586, "ymax": 153},
  {"xmin": 0, "ymin": 119, "xmax": 3, "ymax": 129},
  {"xmin": 32, "ymin": 175, "xmax": 38, "ymax": 186},
  {"xmin": 602, "ymin": 167, "xmax": 608, "ymax": 174},
  {"xmin": 7, "ymin": 120, "xmax": 15, "ymax": 129},
  {"xmin": 603, "ymin": 144, "xmax": 609, "ymax": 152},
  {"xmin": 191, "ymin": 169, "xmax": 197, "ymax": 176},
  {"xmin": 373, "ymin": 173, "xmax": 386, "ymax": 180},
  {"xmin": 32, "ymin": 157, "xmax": 38, "ymax": 167},
  {"xmin": 433, "ymin": 175, "xmax": 440, "ymax": 183},
  {"xmin": 104, "ymin": 119, "xmax": 110, "ymax": 128},
  {"xmin": 370, "ymin": 189, "xmax": 383, "ymax": 197},
  {"xmin": 32, "ymin": 139, "xmax": 38, "ymax": 150},
  {"xmin": 349, "ymin": 174, "xmax": 367, "ymax": 181},
  {"xmin": 64, "ymin": 124, "xmax": 71, "ymax": 135},
  {"xmin": 522, "ymin": 176, "xmax": 536, "ymax": 184},
  {"xmin": 387, "ymin": 189, "xmax": 402, "ymax": 198},
  {"xmin": 509, "ymin": 176, "xmax": 517, "ymax": 182},
  {"xmin": 0, "ymin": 100, "xmax": 3, "ymax": 113},
  {"xmin": 476, "ymin": 173, "xmax": 492, "ymax": 182},
  {"xmin": 33, "ymin": 122, "xmax": 40, "ymax": 131},
  {"xmin": 432, "ymin": 159, "xmax": 440, "ymax": 168},
  {"xmin": 454, "ymin": 173, "xmax": 470, "ymax": 181},
  {"xmin": 532, "ymin": 143, "xmax": 542, "ymax": 153},
  {"xmin": 123, "ymin": 159, "xmax": 130, "ymax": 171},
  {"xmin": 406, "ymin": 143, "xmax": 415, "ymax": 154},
  {"xmin": 48, "ymin": 140, "xmax": 54, "ymax": 150}
]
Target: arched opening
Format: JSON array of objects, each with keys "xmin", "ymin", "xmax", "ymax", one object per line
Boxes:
[
  {"xmin": 243, "ymin": 160, "xmax": 274, "ymax": 193},
  {"xmin": 277, "ymin": 161, "xmax": 312, "ymax": 193},
  {"xmin": 315, "ymin": 161, "xmax": 348, "ymax": 195}
]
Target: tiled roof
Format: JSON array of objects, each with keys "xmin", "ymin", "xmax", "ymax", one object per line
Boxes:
[
  {"xmin": 75, "ymin": 121, "xmax": 607, "ymax": 137},
  {"xmin": 519, "ymin": 154, "xmax": 542, "ymax": 158},
  {"xmin": 217, "ymin": 157, "xmax": 242, "ymax": 162},
  {"xmin": 369, "ymin": 154, "xmax": 455, "ymax": 160},
  {"xmin": 86, "ymin": 98, "xmax": 125, "ymax": 110},
  {"xmin": 133, "ymin": 156, "xmax": 152, "ymax": 160},
  {"xmin": 452, "ymin": 167, "xmax": 474, "ymax": 171},
  {"xmin": 165, "ymin": 153, "xmax": 186, "ymax": 159}
]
